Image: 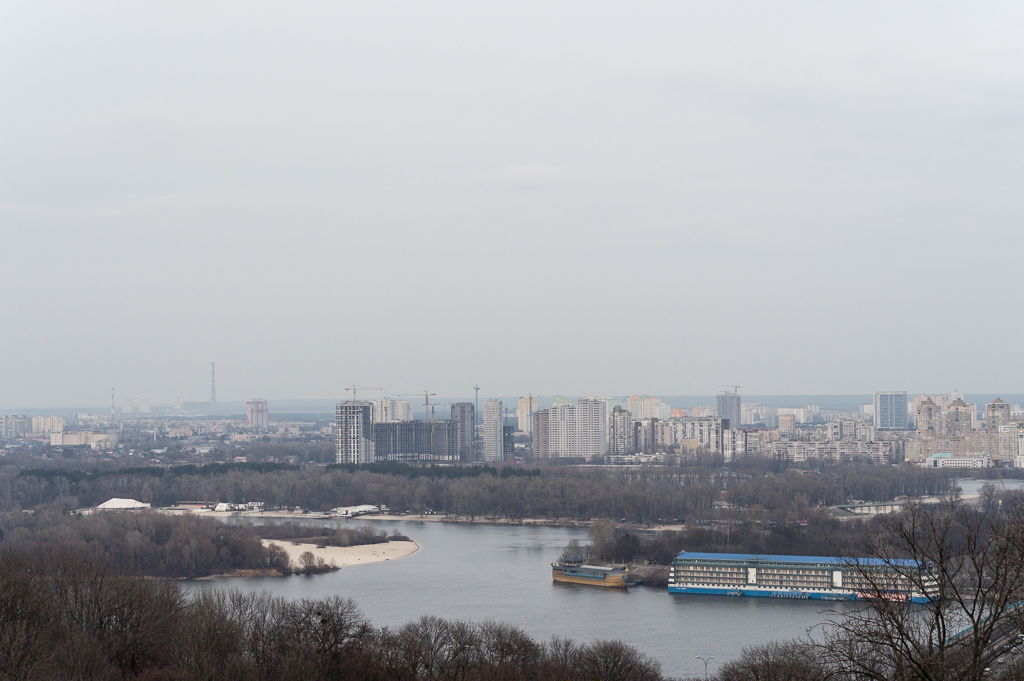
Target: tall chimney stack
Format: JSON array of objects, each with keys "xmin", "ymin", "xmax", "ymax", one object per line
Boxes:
[{"xmin": 211, "ymin": 362, "xmax": 217, "ymax": 406}]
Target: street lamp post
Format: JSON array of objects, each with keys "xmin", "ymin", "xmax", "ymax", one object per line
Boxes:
[{"xmin": 695, "ymin": 656, "xmax": 714, "ymax": 680}]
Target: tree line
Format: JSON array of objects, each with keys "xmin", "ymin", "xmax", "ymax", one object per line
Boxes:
[
  {"xmin": 1, "ymin": 457, "xmax": 952, "ymax": 524},
  {"xmin": 567, "ymin": 513, "xmax": 876, "ymax": 565},
  {"xmin": 0, "ymin": 547, "xmax": 664, "ymax": 681}
]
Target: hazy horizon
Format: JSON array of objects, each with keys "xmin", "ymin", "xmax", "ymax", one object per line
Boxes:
[
  {"xmin": 3, "ymin": 2, "xmax": 1023, "ymax": 408},
  {"xmin": 8, "ymin": 392, "xmax": 1024, "ymax": 417}
]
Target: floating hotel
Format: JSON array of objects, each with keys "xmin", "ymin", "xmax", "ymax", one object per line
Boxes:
[
  {"xmin": 668, "ymin": 551, "xmax": 932, "ymax": 602},
  {"xmin": 552, "ymin": 559, "xmax": 629, "ymax": 588}
]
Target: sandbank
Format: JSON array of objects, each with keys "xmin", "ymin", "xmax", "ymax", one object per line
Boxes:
[{"xmin": 263, "ymin": 539, "xmax": 418, "ymax": 568}]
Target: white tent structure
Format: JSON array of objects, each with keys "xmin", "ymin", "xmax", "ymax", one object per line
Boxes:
[{"xmin": 96, "ymin": 498, "xmax": 151, "ymax": 511}]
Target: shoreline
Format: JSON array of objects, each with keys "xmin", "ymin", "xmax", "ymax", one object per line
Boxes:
[
  {"xmin": 264, "ymin": 538, "xmax": 419, "ymax": 568},
  {"xmin": 158, "ymin": 507, "xmax": 684, "ymax": 531}
]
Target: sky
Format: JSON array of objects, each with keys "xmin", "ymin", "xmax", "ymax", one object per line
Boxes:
[{"xmin": 2, "ymin": 2, "xmax": 1023, "ymax": 409}]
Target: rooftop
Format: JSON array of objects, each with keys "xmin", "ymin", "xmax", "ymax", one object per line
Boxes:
[{"xmin": 674, "ymin": 551, "xmax": 921, "ymax": 567}]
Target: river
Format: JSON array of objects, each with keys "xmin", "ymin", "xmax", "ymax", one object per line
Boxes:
[
  {"xmin": 955, "ymin": 478, "xmax": 1024, "ymax": 496},
  {"xmin": 189, "ymin": 518, "xmax": 835, "ymax": 678}
]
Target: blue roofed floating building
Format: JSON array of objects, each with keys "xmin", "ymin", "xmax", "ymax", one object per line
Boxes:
[{"xmin": 668, "ymin": 551, "xmax": 934, "ymax": 603}]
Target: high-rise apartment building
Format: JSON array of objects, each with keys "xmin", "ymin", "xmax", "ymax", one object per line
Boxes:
[
  {"xmin": 531, "ymin": 409, "xmax": 551, "ymax": 458},
  {"xmin": 549, "ymin": 403, "xmax": 576, "ymax": 457},
  {"xmin": 371, "ymin": 398, "xmax": 413, "ymax": 423},
  {"xmin": 657, "ymin": 417, "xmax": 726, "ymax": 454},
  {"xmin": 503, "ymin": 426, "xmax": 515, "ymax": 459},
  {"xmin": 873, "ymin": 391, "xmax": 909, "ymax": 431},
  {"xmin": 626, "ymin": 395, "xmax": 671, "ymax": 421},
  {"xmin": 393, "ymin": 400, "xmax": 412, "ymax": 422},
  {"xmin": 371, "ymin": 399, "xmax": 391, "ymax": 423},
  {"xmin": 535, "ymin": 398, "xmax": 608, "ymax": 459},
  {"xmin": 335, "ymin": 401, "xmax": 374, "ymax": 464},
  {"xmin": 574, "ymin": 398, "xmax": 608, "ymax": 459},
  {"xmin": 716, "ymin": 391, "xmax": 741, "ymax": 429},
  {"xmin": 916, "ymin": 398, "xmax": 942, "ymax": 436},
  {"xmin": 31, "ymin": 416, "xmax": 64, "ymax": 434},
  {"xmin": 517, "ymin": 396, "xmax": 537, "ymax": 434},
  {"xmin": 2, "ymin": 415, "xmax": 30, "ymax": 439},
  {"xmin": 481, "ymin": 399, "xmax": 504, "ymax": 461},
  {"xmin": 827, "ymin": 418, "xmax": 875, "ymax": 442},
  {"xmin": 986, "ymin": 399, "xmax": 1012, "ymax": 430},
  {"xmin": 450, "ymin": 402, "xmax": 476, "ymax": 460},
  {"xmin": 945, "ymin": 398, "xmax": 973, "ymax": 435},
  {"xmin": 609, "ymin": 405, "xmax": 634, "ymax": 455},
  {"xmin": 246, "ymin": 398, "xmax": 269, "ymax": 430},
  {"xmin": 778, "ymin": 413, "xmax": 796, "ymax": 435}
]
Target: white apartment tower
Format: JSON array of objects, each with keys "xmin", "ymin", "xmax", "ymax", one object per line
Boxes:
[
  {"xmin": 335, "ymin": 401, "xmax": 375, "ymax": 464},
  {"xmin": 575, "ymin": 398, "xmax": 608, "ymax": 459},
  {"xmin": 482, "ymin": 399, "xmax": 504, "ymax": 461},
  {"xmin": 543, "ymin": 398, "xmax": 608, "ymax": 459}
]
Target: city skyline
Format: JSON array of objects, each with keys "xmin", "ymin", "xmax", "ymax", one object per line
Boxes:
[{"xmin": 3, "ymin": 3, "xmax": 1023, "ymax": 677}]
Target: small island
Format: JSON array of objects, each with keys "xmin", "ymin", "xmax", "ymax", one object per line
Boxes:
[{"xmin": 0, "ymin": 505, "xmax": 416, "ymax": 579}]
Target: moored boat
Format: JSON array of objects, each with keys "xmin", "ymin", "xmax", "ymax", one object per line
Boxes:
[{"xmin": 552, "ymin": 559, "xmax": 628, "ymax": 588}]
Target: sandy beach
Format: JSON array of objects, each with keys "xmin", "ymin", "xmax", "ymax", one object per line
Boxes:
[{"xmin": 264, "ymin": 539, "xmax": 419, "ymax": 567}]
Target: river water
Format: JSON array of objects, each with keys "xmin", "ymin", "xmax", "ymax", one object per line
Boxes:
[
  {"xmin": 955, "ymin": 478, "xmax": 1024, "ymax": 496},
  {"xmin": 189, "ymin": 519, "xmax": 835, "ymax": 678}
]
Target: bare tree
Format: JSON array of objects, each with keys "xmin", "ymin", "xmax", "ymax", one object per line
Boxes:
[
  {"xmin": 577, "ymin": 639, "xmax": 662, "ymax": 681},
  {"xmin": 820, "ymin": 499, "xmax": 1024, "ymax": 681},
  {"xmin": 716, "ymin": 639, "xmax": 827, "ymax": 681},
  {"xmin": 558, "ymin": 539, "xmax": 593, "ymax": 563}
]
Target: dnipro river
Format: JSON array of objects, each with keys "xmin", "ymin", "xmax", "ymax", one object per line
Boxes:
[{"xmin": 188, "ymin": 518, "xmax": 838, "ymax": 678}]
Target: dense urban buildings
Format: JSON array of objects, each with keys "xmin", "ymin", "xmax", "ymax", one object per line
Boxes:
[
  {"xmin": 2, "ymin": 415, "xmax": 31, "ymax": 439},
  {"xmin": 905, "ymin": 392, "xmax": 1023, "ymax": 466},
  {"xmin": 4, "ymin": 387, "xmax": 1021, "ymax": 472}
]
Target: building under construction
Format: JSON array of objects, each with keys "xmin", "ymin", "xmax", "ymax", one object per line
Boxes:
[{"xmin": 371, "ymin": 420, "xmax": 460, "ymax": 462}]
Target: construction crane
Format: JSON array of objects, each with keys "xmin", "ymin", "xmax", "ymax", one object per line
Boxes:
[
  {"xmin": 726, "ymin": 385, "xmax": 741, "ymax": 394},
  {"xmin": 344, "ymin": 385, "xmax": 384, "ymax": 401},
  {"xmin": 428, "ymin": 401, "xmax": 454, "ymax": 421},
  {"xmin": 394, "ymin": 391, "xmax": 438, "ymax": 422}
]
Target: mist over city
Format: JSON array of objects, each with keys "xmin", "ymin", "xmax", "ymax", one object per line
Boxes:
[{"xmin": 2, "ymin": 3, "xmax": 1024, "ymax": 680}]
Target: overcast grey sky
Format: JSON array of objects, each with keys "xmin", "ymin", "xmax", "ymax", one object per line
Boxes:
[{"xmin": 2, "ymin": 2, "xmax": 1023, "ymax": 408}]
